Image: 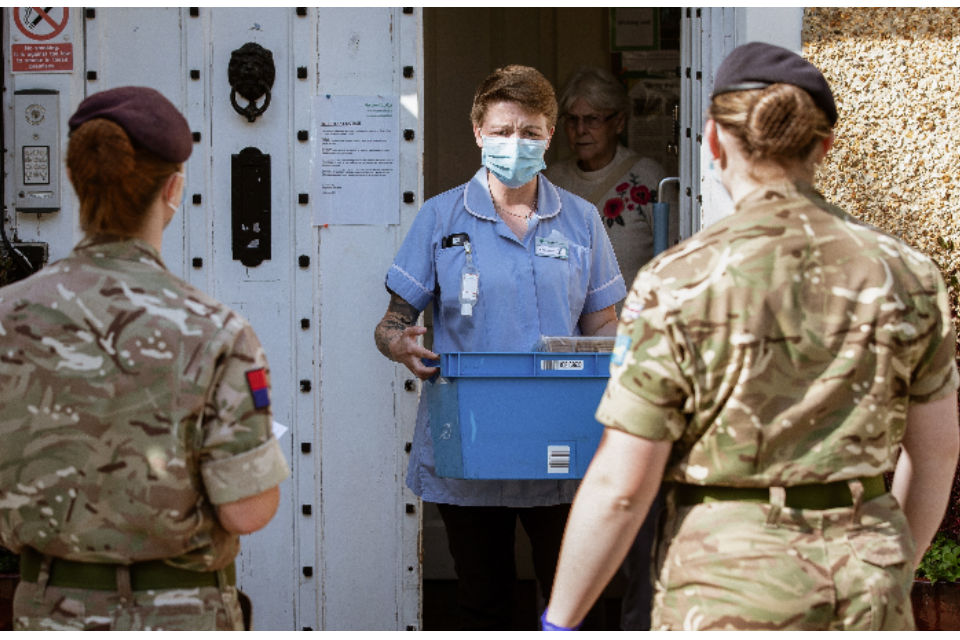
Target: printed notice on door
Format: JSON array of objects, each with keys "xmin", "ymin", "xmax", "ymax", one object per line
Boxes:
[{"xmin": 313, "ymin": 95, "xmax": 399, "ymax": 225}]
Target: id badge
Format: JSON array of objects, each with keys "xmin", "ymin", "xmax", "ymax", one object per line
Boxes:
[
  {"xmin": 460, "ymin": 271, "xmax": 479, "ymax": 304},
  {"xmin": 535, "ymin": 236, "xmax": 568, "ymax": 260}
]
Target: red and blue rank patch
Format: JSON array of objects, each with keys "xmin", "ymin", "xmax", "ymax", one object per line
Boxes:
[{"xmin": 245, "ymin": 368, "xmax": 271, "ymax": 409}]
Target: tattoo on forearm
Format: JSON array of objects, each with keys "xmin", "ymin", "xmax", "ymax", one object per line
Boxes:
[
  {"xmin": 388, "ymin": 295, "xmax": 419, "ymax": 325},
  {"xmin": 375, "ymin": 294, "xmax": 420, "ymax": 359}
]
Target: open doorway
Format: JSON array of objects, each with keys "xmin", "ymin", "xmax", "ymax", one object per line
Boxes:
[
  {"xmin": 420, "ymin": 7, "xmax": 682, "ymax": 630},
  {"xmin": 423, "ymin": 8, "xmax": 681, "ymax": 196}
]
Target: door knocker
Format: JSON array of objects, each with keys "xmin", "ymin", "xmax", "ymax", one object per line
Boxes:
[{"xmin": 228, "ymin": 42, "xmax": 275, "ymax": 123}]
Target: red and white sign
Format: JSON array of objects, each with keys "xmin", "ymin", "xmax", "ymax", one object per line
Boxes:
[{"xmin": 10, "ymin": 8, "xmax": 73, "ymax": 73}]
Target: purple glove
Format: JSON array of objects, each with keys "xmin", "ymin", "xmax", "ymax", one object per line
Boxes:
[{"xmin": 540, "ymin": 609, "xmax": 581, "ymax": 631}]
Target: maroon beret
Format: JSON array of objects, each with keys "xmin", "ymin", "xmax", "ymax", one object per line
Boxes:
[
  {"xmin": 68, "ymin": 86, "xmax": 192, "ymax": 163},
  {"xmin": 712, "ymin": 42, "xmax": 837, "ymax": 126}
]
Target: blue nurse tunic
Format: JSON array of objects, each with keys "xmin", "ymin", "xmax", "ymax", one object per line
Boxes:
[{"xmin": 386, "ymin": 168, "xmax": 626, "ymax": 506}]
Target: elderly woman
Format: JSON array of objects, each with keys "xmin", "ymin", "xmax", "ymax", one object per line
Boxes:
[
  {"xmin": 543, "ymin": 43, "xmax": 959, "ymax": 631},
  {"xmin": 375, "ymin": 65, "xmax": 625, "ymax": 629},
  {"xmin": 545, "ymin": 66, "xmax": 667, "ymax": 283},
  {"xmin": 0, "ymin": 87, "xmax": 290, "ymax": 630}
]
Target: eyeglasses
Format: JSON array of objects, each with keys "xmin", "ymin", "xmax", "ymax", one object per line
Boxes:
[{"xmin": 562, "ymin": 112, "xmax": 618, "ymax": 129}]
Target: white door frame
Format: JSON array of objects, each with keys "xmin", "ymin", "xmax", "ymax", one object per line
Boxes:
[{"xmin": 682, "ymin": 7, "xmax": 804, "ymax": 232}]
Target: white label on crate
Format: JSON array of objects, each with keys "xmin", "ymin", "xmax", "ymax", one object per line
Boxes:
[
  {"xmin": 547, "ymin": 445, "xmax": 571, "ymax": 474},
  {"xmin": 541, "ymin": 359, "xmax": 584, "ymax": 371}
]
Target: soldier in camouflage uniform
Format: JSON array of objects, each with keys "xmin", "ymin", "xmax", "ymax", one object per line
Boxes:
[
  {"xmin": 0, "ymin": 87, "xmax": 290, "ymax": 630},
  {"xmin": 542, "ymin": 42, "xmax": 960, "ymax": 631}
]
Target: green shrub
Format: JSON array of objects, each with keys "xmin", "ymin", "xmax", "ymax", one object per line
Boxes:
[{"xmin": 916, "ymin": 533, "xmax": 960, "ymax": 584}]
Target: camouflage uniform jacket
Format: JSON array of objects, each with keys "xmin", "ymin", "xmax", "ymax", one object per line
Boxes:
[
  {"xmin": 596, "ymin": 180, "xmax": 960, "ymax": 487},
  {"xmin": 0, "ymin": 238, "xmax": 290, "ymax": 571}
]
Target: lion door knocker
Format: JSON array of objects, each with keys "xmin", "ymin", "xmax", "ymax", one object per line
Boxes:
[{"xmin": 228, "ymin": 42, "xmax": 276, "ymax": 123}]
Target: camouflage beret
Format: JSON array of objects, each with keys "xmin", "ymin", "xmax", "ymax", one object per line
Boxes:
[
  {"xmin": 712, "ymin": 41, "xmax": 837, "ymax": 126},
  {"xmin": 68, "ymin": 86, "xmax": 192, "ymax": 163}
]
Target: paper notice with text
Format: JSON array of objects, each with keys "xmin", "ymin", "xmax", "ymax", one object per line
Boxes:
[{"xmin": 313, "ymin": 95, "xmax": 400, "ymax": 225}]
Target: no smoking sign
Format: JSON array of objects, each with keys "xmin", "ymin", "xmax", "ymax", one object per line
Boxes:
[
  {"xmin": 14, "ymin": 7, "xmax": 70, "ymax": 41},
  {"xmin": 10, "ymin": 7, "xmax": 73, "ymax": 73}
]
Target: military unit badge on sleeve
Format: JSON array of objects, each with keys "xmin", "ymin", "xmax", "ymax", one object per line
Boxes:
[
  {"xmin": 612, "ymin": 335, "xmax": 632, "ymax": 366},
  {"xmin": 245, "ymin": 368, "xmax": 271, "ymax": 409}
]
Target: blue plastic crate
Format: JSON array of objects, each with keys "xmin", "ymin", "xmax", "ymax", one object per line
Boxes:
[{"xmin": 426, "ymin": 352, "xmax": 611, "ymax": 479}]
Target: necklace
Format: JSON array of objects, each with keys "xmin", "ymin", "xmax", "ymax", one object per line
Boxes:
[
  {"xmin": 490, "ymin": 185, "xmax": 538, "ymax": 220},
  {"xmin": 497, "ymin": 205, "xmax": 533, "ymax": 220}
]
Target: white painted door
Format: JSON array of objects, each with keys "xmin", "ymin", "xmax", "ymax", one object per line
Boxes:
[
  {"xmin": 7, "ymin": 6, "xmax": 422, "ymax": 630},
  {"xmin": 83, "ymin": 9, "xmax": 307, "ymax": 628},
  {"xmin": 309, "ymin": 7, "xmax": 422, "ymax": 631}
]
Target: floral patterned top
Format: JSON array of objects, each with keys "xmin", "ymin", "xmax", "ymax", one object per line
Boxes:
[{"xmin": 546, "ymin": 145, "xmax": 667, "ymax": 288}]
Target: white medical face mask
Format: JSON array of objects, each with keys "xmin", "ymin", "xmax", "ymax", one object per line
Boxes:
[
  {"xmin": 166, "ymin": 171, "xmax": 186, "ymax": 212},
  {"xmin": 701, "ymin": 153, "xmax": 735, "ymax": 226},
  {"xmin": 481, "ymin": 136, "xmax": 547, "ymax": 188},
  {"xmin": 705, "ymin": 157, "xmax": 727, "ymax": 193}
]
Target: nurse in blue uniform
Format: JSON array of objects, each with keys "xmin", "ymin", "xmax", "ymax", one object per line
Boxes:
[{"xmin": 374, "ymin": 64, "xmax": 625, "ymax": 629}]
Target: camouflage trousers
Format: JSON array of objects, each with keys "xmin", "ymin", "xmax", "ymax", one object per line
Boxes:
[
  {"xmin": 651, "ymin": 489, "xmax": 917, "ymax": 630},
  {"xmin": 13, "ymin": 560, "xmax": 245, "ymax": 630}
]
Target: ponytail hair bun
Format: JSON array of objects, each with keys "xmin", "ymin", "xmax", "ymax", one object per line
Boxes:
[
  {"xmin": 66, "ymin": 118, "xmax": 181, "ymax": 238},
  {"xmin": 745, "ymin": 84, "xmax": 824, "ymax": 159},
  {"xmin": 709, "ymin": 83, "xmax": 832, "ymax": 166},
  {"xmin": 67, "ymin": 119, "xmax": 137, "ymax": 185}
]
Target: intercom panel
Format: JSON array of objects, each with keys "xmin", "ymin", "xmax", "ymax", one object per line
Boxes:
[{"xmin": 14, "ymin": 89, "xmax": 60, "ymax": 213}]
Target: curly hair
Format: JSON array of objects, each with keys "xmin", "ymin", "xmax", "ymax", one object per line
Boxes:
[{"xmin": 66, "ymin": 119, "xmax": 181, "ymax": 237}]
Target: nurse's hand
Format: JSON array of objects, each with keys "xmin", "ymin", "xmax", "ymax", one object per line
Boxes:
[
  {"xmin": 374, "ymin": 291, "xmax": 439, "ymax": 380},
  {"xmin": 392, "ymin": 326, "xmax": 440, "ymax": 380}
]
